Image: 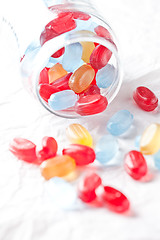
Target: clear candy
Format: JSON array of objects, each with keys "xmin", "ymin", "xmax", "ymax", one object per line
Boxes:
[{"xmin": 96, "ymin": 64, "xmax": 116, "ymax": 89}]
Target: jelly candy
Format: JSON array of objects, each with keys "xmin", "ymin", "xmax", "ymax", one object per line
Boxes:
[
  {"xmin": 36, "ymin": 137, "xmax": 58, "ymax": 163},
  {"xmin": 78, "ymin": 172, "xmax": 102, "ymax": 203},
  {"xmin": 75, "ymin": 94, "xmax": 108, "ymax": 116},
  {"xmin": 69, "ymin": 65, "xmax": 95, "ymax": 93},
  {"xmin": 51, "ymin": 72, "xmax": 72, "ymax": 91},
  {"xmin": 66, "ymin": 124, "xmax": 93, "ymax": 147},
  {"xmin": 82, "ymin": 85, "xmax": 100, "ymax": 96},
  {"xmin": 81, "ymin": 41, "xmax": 95, "ymax": 63},
  {"xmin": 51, "ymin": 47, "xmax": 65, "ymax": 58},
  {"xmin": 40, "ymin": 155, "xmax": 76, "ymax": 180},
  {"xmin": 96, "ymin": 64, "xmax": 116, "ymax": 88},
  {"xmin": 9, "ymin": 138, "xmax": 37, "ymax": 163},
  {"xmin": 39, "ymin": 68, "xmax": 49, "ymax": 84},
  {"xmin": 48, "ymin": 63, "xmax": 68, "ymax": 84},
  {"xmin": 107, "ymin": 110, "xmax": 134, "ymax": 136},
  {"xmin": 140, "ymin": 123, "xmax": 160, "ymax": 155},
  {"xmin": 48, "ymin": 90, "xmax": 77, "ymax": 111},
  {"xmin": 62, "ymin": 43, "xmax": 83, "ymax": 72},
  {"xmin": 100, "ymin": 186, "xmax": 130, "ymax": 213},
  {"xmin": 39, "ymin": 84, "xmax": 58, "ymax": 102},
  {"xmin": 124, "ymin": 150, "xmax": 148, "ymax": 180},
  {"xmin": 46, "ymin": 177, "xmax": 77, "ymax": 209},
  {"xmin": 154, "ymin": 150, "xmax": 160, "ymax": 169},
  {"xmin": 95, "ymin": 135, "xmax": 119, "ymax": 164},
  {"xmin": 94, "ymin": 25, "xmax": 112, "ymax": 40},
  {"xmin": 133, "ymin": 86, "xmax": 158, "ymax": 112},
  {"xmin": 62, "ymin": 144, "xmax": 95, "ymax": 166},
  {"xmin": 90, "ymin": 45, "xmax": 112, "ymax": 70}
]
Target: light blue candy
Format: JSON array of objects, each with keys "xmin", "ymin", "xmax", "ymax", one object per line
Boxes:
[
  {"xmin": 46, "ymin": 177, "xmax": 77, "ymax": 209},
  {"xmin": 45, "ymin": 56, "xmax": 63, "ymax": 68},
  {"xmin": 95, "ymin": 135, "xmax": 119, "ymax": 164},
  {"xmin": 154, "ymin": 150, "xmax": 160, "ymax": 170},
  {"xmin": 107, "ymin": 110, "xmax": 134, "ymax": 136},
  {"xmin": 135, "ymin": 135, "xmax": 141, "ymax": 149},
  {"xmin": 62, "ymin": 43, "xmax": 83, "ymax": 72},
  {"xmin": 75, "ymin": 19, "xmax": 97, "ymax": 32},
  {"xmin": 48, "ymin": 90, "xmax": 77, "ymax": 111},
  {"xmin": 96, "ymin": 64, "xmax": 116, "ymax": 89}
]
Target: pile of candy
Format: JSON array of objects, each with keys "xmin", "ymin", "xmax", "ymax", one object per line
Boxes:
[{"xmin": 24, "ymin": 10, "xmax": 117, "ymax": 116}]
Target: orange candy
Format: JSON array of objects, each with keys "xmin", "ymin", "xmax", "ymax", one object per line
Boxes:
[
  {"xmin": 69, "ymin": 65, "xmax": 95, "ymax": 93},
  {"xmin": 48, "ymin": 63, "xmax": 68, "ymax": 84},
  {"xmin": 40, "ymin": 155, "xmax": 76, "ymax": 180}
]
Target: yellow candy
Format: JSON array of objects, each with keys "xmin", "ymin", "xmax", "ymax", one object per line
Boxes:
[
  {"xmin": 66, "ymin": 123, "xmax": 93, "ymax": 147},
  {"xmin": 140, "ymin": 123, "xmax": 160, "ymax": 155},
  {"xmin": 48, "ymin": 63, "xmax": 68, "ymax": 84},
  {"xmin": 81, "ymin": 41, "xmax": 95, "ymax": 63},
  {"xmin": 40, "ymin": 155, "xmax": 76, "ymax": 180}
]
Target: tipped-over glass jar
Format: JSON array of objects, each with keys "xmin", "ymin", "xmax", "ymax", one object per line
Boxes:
[{"xmin": 20, "ymin": 0, "xmax": 122, "ymax": 118}]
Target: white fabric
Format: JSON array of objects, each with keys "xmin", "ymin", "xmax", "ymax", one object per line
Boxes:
[{"xmin": 1, "ymin": 0, "xmax": 160, "ymax": 239}]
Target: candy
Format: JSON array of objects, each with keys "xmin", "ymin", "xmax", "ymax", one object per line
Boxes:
[
  {"xmin": 82, "ymin": 85, "xmax": 100, "ymax": 96},
  {"xmin": 94, "ymin": 25, "xmax": 112, "ymax": 40},
  {"xmin": 140, "ymin": 123, "xmax": 160, "ymax": 155},
  {"xmin": 9, "ymin": 138, "xmax": 37, "ymax": 163},
  {"xmin": 90, "ymin": 45, "xmax": 112, "ymax": 70},
  {"xmin": 72, "ymin": 11, "xmax": 91, "ymax": 20},
  {"xmin": 135, "ymin": 135, "xmax": 141, "ymax": 149},
  {"xmin": 107, "ymin": 110, "xmax": 134, "ymax": 136},
  {"xmin": 62, "ymin": 144, "xmax": 95, "ymax": 166},
  {"xmin": 154, "ymin": 150, "xmax": 160, "ymax": 169},
  {"xmin": 133, "ymin": 86, "xmax": 158, "ymax": 111},
  {"xmin": 39, "ymin": 68, "xmax": 49, "ymax": 84},
  {"xmin": 100, "ymin": 186, "xmax": 130, "ymax": 213},
  {"xmin": 81, "ymin": 41, "xmax": 95, "ymax": 63},
  {"xmin": 40, "ymin": 28, "xmax": 58, "ymax": 46},
  {"xmin": 96, "ymin": 64, "xmax": 116, "ymax": 88},
  {"xmin": 48, "ymin": 63, "xmax": 68, "ymax": 84},
  {"xmin": 62, "ymin": 43, "xmax": 83, "ymax": 72},
  {"xmin": 40, "ymin": 155, "xmax": 76, "ymax": 180},
  {"xmin": 51, "ymin": 72, "xmax": 72, "ymax": 91},
  {"xmin": 46, "ymin": 177, "xmax": 77, "ymax": 209},
  {"xmin": 51, "ymin": 47, "xmax": 65, "ymax": 58},
  {"xmin": 78, "ymin": 172, "xmax": 102, "ymax": 203},
  {"xmin": 75, "ymin": 94, "xmax": 108, "ymax": 115},
  {"xmin": 39, "ymin": 84, "xmax": 58, "ymax": 102},
  {"xmin": 48, "ymin": 90, "xmax": 77, "ymax": 111},
  {"xmin": 36, "ymin": 137, "xmax": 58, "ymax": 163},
  {"xmin": 95, "ymin": 135, "xmax": 119, "ymax": 164},
  {"xmin": 124, "ymin": 150, "xmax": 148, "ymax": 180},
  {"xmin": 69, "ymin": 65, "xmax": 95, "ymax": 93},
  {"xmin": 66, "ymin": 124, "xmax": 93, "ymax": 147}
]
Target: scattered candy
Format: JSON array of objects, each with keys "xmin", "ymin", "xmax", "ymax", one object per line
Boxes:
[
  {"xmin": 154, "ymin": 150, "xmax": 160, "ymax": 170},
  {"xmin": 40, "ymin": 155, "xmax": 76, "ymax": 180},
  {"xmin": 133, "ymin": 86, "xmax": 158, "ymax": 112},
  {"xmin": 75, "ymin": 94, "xmax": 108, "ymax": 115},
  {"xmin": 100, "ymin": 186, "xmax": 130, "ymax": 213},
  {"xmin": 96, "ymin": 64, "xmax": 116, "ymax": 88},
  {"xmin": 95, "ymin": 135, "xmax": 119, "ymax": 164},
  {"xmin": 62, "ymin": 144, "xmax": 95, "ymax": 166},
  {"xmin": 107, "ymin": 110, "xmax": 134, "ymax": 136},
  {"xmin": 78, "ymin": 172, "xmax": 102, "ymax": 203},
  {"xmin": 48, "ymin": 90, "xmax": 77, "ymax": 111},
  {"xmin": 140, "ymin": 123, "xmax": 160, "ymax": 155},
  {"xmin": 124, "ymin": 150, "xmax": 148, "ymax": 180},
  {"xmin": 66, "ymin": 124, "xmax": 93, "ymax": 147},
  {"xmin": 9, "ymin": 138, "xmax": 36, "ymax": 163},
  {"xmin": 69, "ymin": 64, "xmax": 95, "ymax": 93},
  {"xmin": 48, "ymin": 63, "xmax": 68, "ymax": 84}
]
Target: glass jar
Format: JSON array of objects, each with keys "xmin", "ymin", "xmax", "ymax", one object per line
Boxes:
[{"xmin": 19, "ymin": 0, "xmax": 122, "ymax": 118}]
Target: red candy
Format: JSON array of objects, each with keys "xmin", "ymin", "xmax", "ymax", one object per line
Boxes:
[
  {"xmin": 62, "ymin": 144, "xmax": 95, "ymax": 166},
  {"xmin": 78, "ymin": 173, "xmax": 102, "ymax": 203},
  {"xmin": 36, "ymin": 137, "xmax": 58, "ymax": 164},
  {"xmin": 95, "ymin": 26, "xmax": 112, "ymax": 40},
  {"xmin": 75, "ymin": 94, "xmax": 108, "ymax": 115},
  {"xmin": 40, "ymin": 28, "xmax": 58, "ymax": 46},
  {"xmin": 39, "ymin": 84, "xmax": 58, "ymax": 102},
  {"xmin": 51, "ymin": 47, "xmax": 65, "ymax": 58},
  {"xmin": 9, "ymin": 138, "xmax": 36, "ymax": 163},
  {"xmin": 82, "ymin": 85, "xmax": 100, "ymax": 96},
  {"xmin": 39, "ymin": 68, "xmax": 49, "ymax": 84},
  {"xmin": 72, "ymin": 11, "xmax": 91, "ymax": 20},
  {"xmin": 133, "ymin": 86, "xmax": 158, "ymax": 112},
  {"xmin": 51, "ymin": 72, "xmax": 72, "ymax": 91},
  {"xmin": 100, "ymin": 186, "xmax": 130, "ymax": 213},
  {"xmin": 124, "ymin": 150, "xmax": 148, "ymax": 180},
  {"xmin": 90, "ymin": 45, "xmax": 112, "ymax": 70}
]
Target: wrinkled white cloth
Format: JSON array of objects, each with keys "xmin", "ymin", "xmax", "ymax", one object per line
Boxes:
[{"xmin": 0, "ymin": 0, "xmax": 160, "ymax": 239}]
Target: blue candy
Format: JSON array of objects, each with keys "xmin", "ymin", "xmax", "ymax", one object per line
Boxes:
[
  {"xmin": 154, "ymin": 150, "xmax": 160, "ymax": 170},
  {"xmin": 62, "ymin": 43, "xmax": 83, "ymax": 72},
  {"xmin": 95, "ymin": 135, "xmax": 119, "ymax": 164},
  {"xmin": 96, "ymin": 64, "xmax": 116, "ymax": 88},
  {"xmin": 48, "ymin": 90, "xmax": 77, "ymax": 111},
  {"xmin": 45, "ymin": 56, "xmax": 62, "ymax": 68},
  {"xmin": 107, "ymin": 110, "xmax": 134, "ymax": 136},
  {"xmin": 75, "ymin": 19, "xmax": 97, "ymax": 32},
  {"xmin": 46, "ymin": 177, "xmax": 77, "ymax": 209}
]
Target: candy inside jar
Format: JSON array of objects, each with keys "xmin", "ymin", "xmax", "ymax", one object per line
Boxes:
[{"xmin": 21, "ymin": 6, "xmax": 121, "ymax": 118}]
